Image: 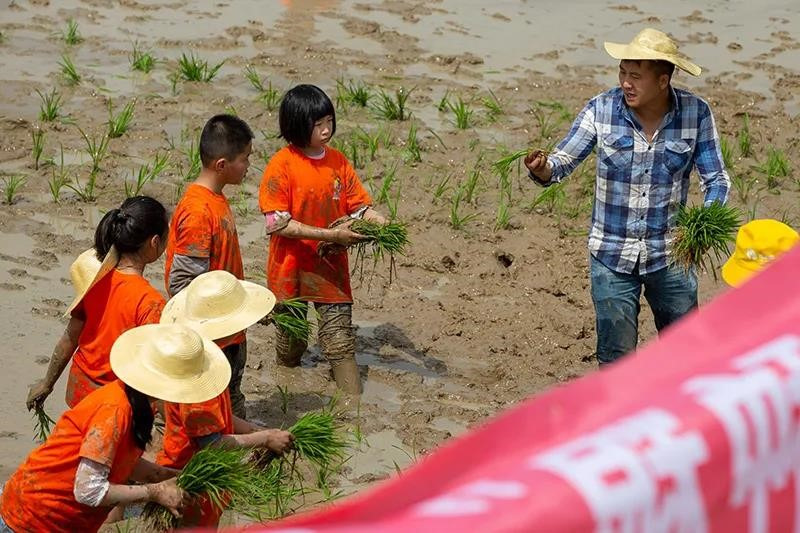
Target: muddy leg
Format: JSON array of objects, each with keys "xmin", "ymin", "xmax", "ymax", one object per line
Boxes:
[
  {"xmin": 274, "ymin": 303, "xmax": 308, "ymax": 367},
  {"xmin": 316, "ymin": 303, "xmax": 361, "ymax": 394}
]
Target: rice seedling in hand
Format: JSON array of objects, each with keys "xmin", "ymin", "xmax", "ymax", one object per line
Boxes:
[
  {"xmin": 31, "ymin": 128, "xmax": 45, "ymax": 170},
  {"xmin": 36, "ymin": 88, "xmax": 61, "ymax": 121},
  {"xmin": 758, "ymin": 147, "xmax": 790, "ymax": 191},
  {"xmin": 32, "ymin": 404, "xmax": 55, "ymax": 442},
  {"xmin": 448, "ymin": 97, "xmax": 474, "ymax": 129},
  {"xmin": 492, "ymin": 148, "xmax": 529, "ymax": 178},
  {"xmin": 124, "ymin": 152, "xmax": 169, "ymax": 197},
  {"xmin": 2, "ymin": 174, "xmax": 26, "ymax": 205},
  {"xmin": 349, "ymin": 219, "xmax": 409, "ymax": 283},
  {"xmin": 288, "ymin": 411, "xmax": 348, "ymax": 470},
  {"xmin": 738, "ymin": 114, "xmax": 752, "ymax": 158},
  {"xmin": 107, "ymin": 99, "xmax": 135, "ymax": 138},
  {"xmin": 372, "ymin": 87, "xmax": 413, "ymax": 121},
  {"xmin": 62, "ymin": 19, "xmax": 82, "ymax": 45},
  {"xmin": 670, "ymin": 202, "xmax": 741, "ymax": 274},
  {"xmin": 177, "ymin": 52, "xmax": 224, "ymax": 82},
  {"xmin": 270, "ymin": 299, "xmax": 312, "ymax": 342},
  {"xmin": 77, "ymin": 127, "xmax": 109, "ymax": 173},
  {"xmin": 130, "ymin": 42, "xmax": 156, "ymax": 73},
  {"xmin": 335, "ymin": 78, "xmax": 371, "ymax": 108},
  {"xmin": 59, "ymin": 54, "xmax": 81, "ymax": 85}
]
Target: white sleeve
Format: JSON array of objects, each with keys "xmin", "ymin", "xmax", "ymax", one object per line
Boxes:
[{"xmin": 73, "ymin": 457, "xmax": 111, "ymax": 507}]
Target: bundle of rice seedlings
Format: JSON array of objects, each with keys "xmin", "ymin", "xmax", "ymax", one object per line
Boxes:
[
  {"xmin": 348, "ymin": 219, "xmax": 409, "ymax": 283},
  {"xmin": 671, "ymin": 203, "xmax": 741, "ymax": 274},
  {"xmin": 32, "ymin": 405, "xmax": 55, "ymax": 442},
  {"xmin": 288, "ymin": 410, "xmax": 348, "ymax": 470},
  {"xmin": 270, "ymin": 298, "xmax": 313, "ymax": 342}
]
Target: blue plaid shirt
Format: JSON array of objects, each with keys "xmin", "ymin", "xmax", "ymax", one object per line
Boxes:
[{"xmin": 539, "ymin": 86, "xmax": 730, "ymax": 274}]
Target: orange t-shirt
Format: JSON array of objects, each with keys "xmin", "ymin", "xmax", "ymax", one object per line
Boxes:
[
  {"xmin": 0, "ymin": 380, "xmax": 142, "ymax": 532},
  {"xmin": 165, "ymin": 183, "xmax": 245, "ymax": 347},
  {"xmin": 67, "ymin": 270, "xmax": 165, "ymax": 408},
  {"xmin": 258, "ymin": 145, "xmax": 372, "ymax": 302},
  {"xmin": 156, "ymin": 390, "xmax": 234, "ymax": 527}
]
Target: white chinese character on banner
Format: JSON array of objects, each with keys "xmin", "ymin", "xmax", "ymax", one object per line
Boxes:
[
  {"xmin": 530, "ymin": 409, "xmax": 708, "ymax": 533},
  {"xmin": 684, "ymin": 335, "xmax": 800, "ymax": 533}
]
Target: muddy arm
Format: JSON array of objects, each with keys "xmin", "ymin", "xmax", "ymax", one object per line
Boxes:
[{"xmin": 27, "ymin": 316, "xmax": 84, "ymax": 410}]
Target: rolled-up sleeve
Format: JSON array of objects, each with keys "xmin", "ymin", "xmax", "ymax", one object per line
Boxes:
[{"xmin": 693, "ymin": 102, "xmax": 730, "ymax": 206}]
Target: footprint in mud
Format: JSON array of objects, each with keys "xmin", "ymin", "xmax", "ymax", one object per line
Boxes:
[
  {"xmin": 31, "ymin": 298, "xmax": 67, "ymax": 318},
  {"xmin": 0, "ymin": 282, "xmax": 25, "ymax": 291}
]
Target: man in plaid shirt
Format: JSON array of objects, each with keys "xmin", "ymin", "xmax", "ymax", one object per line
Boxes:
[{"xmin": 526, "ymin": 28, "xmax": 730, "ymax": 365}]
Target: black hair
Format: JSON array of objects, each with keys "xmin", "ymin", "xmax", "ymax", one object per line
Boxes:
[
  {"xmin": 278, "ymin": 84, "xmax": 336, "ymax": 148},
  {"xmin": 94, "ymin": 196, "xmax": 168, "ymax": 261},
  {"xmin": 624, "ymin": 59, "xmax": 676, "ymax": 81},
  {"xmin": 199, "ymin": 114, "xmax": 255, "ymax": 167},
  {"xmin": 125, "ymin": 384, "xmax": 154, "ymax": 450}
]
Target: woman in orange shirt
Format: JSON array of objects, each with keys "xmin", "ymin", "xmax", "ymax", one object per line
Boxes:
[
  {"xmin": 26, "ymin": 195, "xmax": 169, "ymax": 411},
  {"xmin": 1, "ymin": 322, "xmax": 231, "ymax": 532},
  {"xmin": 259, "ymin": 84, "xmax": 386, "ymax": 394}
]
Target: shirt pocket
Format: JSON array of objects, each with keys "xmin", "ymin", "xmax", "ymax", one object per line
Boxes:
[
  {"xmin": 663, "ymin": 138, "xmax": 694, "ymax": 174},
  {"xmin": 599, "ymin": 132, "xmax": 634, "ymax": 173}
]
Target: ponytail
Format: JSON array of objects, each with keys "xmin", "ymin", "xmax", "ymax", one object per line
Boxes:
[
  {"xmin": 93, "ymin": 196, "xmax": 168, "ymax": 261},
  {"xmin": 125, "ymin": 384, "xmax": 154, "ymax": 450}
]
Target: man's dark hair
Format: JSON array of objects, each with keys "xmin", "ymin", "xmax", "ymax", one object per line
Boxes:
[
  {"xmin": 278, "ymin": 84, "xmax": 336, "ymax": 148},
  {"xmin": 199, "ymin": 114, "xmax": 254, "ymax": 167},
  {"xmin": 626, "ymin": 59, "xmax": 676, "ymax": 80}
]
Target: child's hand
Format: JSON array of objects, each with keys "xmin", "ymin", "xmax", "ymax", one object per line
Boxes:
[{"xmin": 331, "ymin": 227, "xmax": 367, "ymax": 247}]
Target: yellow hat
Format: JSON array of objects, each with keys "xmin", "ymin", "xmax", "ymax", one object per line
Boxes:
[
  {"xmin": 64, "ymin": 246, "xmax": 120, "ymax": 316},
  {"xmin": 110, "ymin": 323, "xmax": 231, "ymax": 403},
  {"xmin": 160, "ymin": 270, "xmax": 276, "ymax": 341},
  {"xmin": 721, "ymin": 219, "xmax": 799, "ymax": 287},
  {"xmin": 604, "ymin": 28, "xmax": 702, "ymax": 77}
]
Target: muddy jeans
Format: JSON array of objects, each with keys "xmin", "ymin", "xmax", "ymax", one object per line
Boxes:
[
  {"xmin": 223, "ymin": 341, "xmax": 247, "ymax": 419},
  {"xmin": 275, "ymin": 302, "xmax": 356, "ymax": 369},
  {"xmin": 590, "ymin": 254, "xmax": 697, "ymax": 366}
]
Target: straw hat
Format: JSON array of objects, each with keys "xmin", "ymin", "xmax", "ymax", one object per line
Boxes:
[
  {"xmin": 64, "ymin": 246, "xmax": 120, "ymax": 316},
  {"xmin": 604, "ymin": 28, "xmax": 702, "ymax": 77},
  {"xmin": 160, "ymin": 270, "xmax": 276, "ymax": 341},
  {"xmin": 110, "ymin": 323, "xmax": 231, "ymax": 403},
  {"xmin": 722, "ymin": 219, "xmax": 799, "ymax": 287}
]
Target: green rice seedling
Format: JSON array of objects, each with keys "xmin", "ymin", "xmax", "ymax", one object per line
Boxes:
[
  {"xmin": 529, "ymin": 181, "xmax": 566, "ymax": 213},
  {"xmin": 449, "ymin": 188, "xmax": 477, "ymax": 230},
  {"xmin": 492, "ymin": 149, "xmax": 529, "ymax": 178},
  {"xmin": 481, "ymin": 89, "xmax": 503, "ymax": 122},
  {"xmin": 448, "ymin": 97, "xmax": 474, "ymax": 129},
  {"xmin": 531, "ymin": 100, "xmax": 569, "ymax": 140},
  {"xmin": 48, "ymin": 145, "xmax": 70, "ymax": 203},
  {"xmin": 271, "ymin": 298, "xmax": 311, "ymax": 342},
  {"xmin": 125, "ymin": 152, "xmax": 169, "ymax": 197},
  {"xmin": 31, "ymin": 128, "xmax": 45, "ymax": 170},
  {"xmin": 244, "ymin": 64, "xmax": 266, "ymax": 92},
  {"xmin": 59, "ymin": 54, "xmax": 81, "ymax": 85},
  {"xmin": 405, "ymin": 123, "xmax": 421, "ymax": 164},
  {"xmin": 259, "ymin": 80, "xmax": 282, "ymax": 111},
  {"xmin": 130, "ymin": 42, "xmax": 156, "ymax": 73},
  {"xmin": 353, "ymin": 127, "xmax": 381, "ymax": 161},
  {"xmin": 32, "ymin": 404, "xmax": 55, "ymax": 442},
  {"xmin": 0, "ymin": 31, "xmax": 5, "ymax": 44},
  {"xmin": 671, "ymin": 203, "xmax": 741, "ymax": 274},
  {"xmin": 372, "ymin": 87, "xmax": 413, "ymax": 121},
  {"xmin": 277, "ymin": 384, "xmax": 289, "ymax": 416},
  {"xmin": 177, "ymin": 52, "xmax": 224, "ymax": 82},
  {"xmin": 62, "ymin": 19, "xmax": 82, "ymax": 45},
  {"xmin": 349, "ymin": 219, "xmax": 409, "ymax": 283},
  {"xmin": 336, "ymin": 78, "xmax": 371, "ymax": 108},
  {"xmin": 738, "ymin": 114, "xmax": 752, "ymax": 158},
  {"xmin": 758, "ymin": 147, "xmax": 790, "ymax": 190},
  {"xmin": 463, "ymin": 154, "xmax": 484, "ymax": 204},
  {"xmin": 67, "ymin": 170, "xmax": 98, "ymax": 202},
  {"xmin": 376, "ymin": 162, "xmax": 398, "ymax": 205},
  {"xmin": 730, "ymin": 171, "xmax": 755, "ymax": 204},
  {"xmin": 437, "ymin": 90, "xmax": 450, "ymax": 112},
  {"xmin": 289, "ymin": 410, "xmax": 348, "ymax": 470},
  {"xmin": 180, "ymin": 139, "xmax": 202, "ymax": 182},
  {"xmin": 107, "ymin": 99, "xmax": 135, "ymax": 138},
  {"xmin": 720, "ymin": 135, "xmax": 735, "ymax": 171},
  {"xmin": 77, "ymin": 127, "xmax": 109, "ymax": 173},
  {"xmin": 386, "ymin": 183, "xmax": 401, "ymax": 221},
  {"xmin": 494, "ymin": 196, "xmax": 511, "ymax": 231},
  {"xmin": 2, "ymin": 174, "xmax": 26, "ymax": 205},
  {"xmin": 432, "ymin": 172, "xmax": 452, "ymax": 203},
  {"xmin": 232, "ymin": 187, "xmax": 254, "ymax": 217},
  {"xmin": 37, "ymin": 89, "xmax": 61, "ymax": 122},
  {"xmin": 168, "ymin": 71, "xmax": 180, "ymax": 96}
]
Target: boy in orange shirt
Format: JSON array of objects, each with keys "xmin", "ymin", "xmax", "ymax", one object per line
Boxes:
[
  {"xmin": 165, "ymin": 114, "xmax": 253, "ymax": 418},
  {"xmin": 259, "ymin": 84, "xmax": 386, "ymax": 394}
]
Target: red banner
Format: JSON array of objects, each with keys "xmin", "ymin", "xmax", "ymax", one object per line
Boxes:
[{"xmin": 234, "ymin": 247, "xmax": 800, "ymax": 533}]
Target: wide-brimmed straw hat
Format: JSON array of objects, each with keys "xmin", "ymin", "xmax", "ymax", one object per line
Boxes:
[
  {"xmin": 110, "ymin": 323, "xmax": 231, "ymax": 403},
  {"xmin": 160, "ymin": 270, "xmax": 276, "ymax": 341},
  {"xmin": 64, "ymin": 246, "xmax": 120, "ymax": 316},
  {"xmin": 604, "ymin": 28, "xmax": 702, "ymax": 77},
  {"xmin": 721, "ymin": 219, "xmax": 799, "ymax": 288}
]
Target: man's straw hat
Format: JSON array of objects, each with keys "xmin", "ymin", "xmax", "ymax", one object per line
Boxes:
[
  {"xmin": 64, "ymin": 246, "xmax": 120, "ymax": 316},
  {"xmin": 722, "ymin": 219, "xmax": 799, "ymax": 287},
  {"xmin": 604, "ymin": 28, "xmax": 702, "ymax": 77},
  {"xmin": 160, "ymin": 270, "xmax": 276, "ymax": 341},
  {"xmin": 110, "ymin": 323, "xmax": 230, "ymax": 403}
]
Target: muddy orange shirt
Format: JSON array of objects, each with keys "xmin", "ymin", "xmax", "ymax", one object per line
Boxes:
[
  {"xmin": 259, "ymin": 145, "xmax": 372, "ymax": 302},
  {"xmin": 67, "ymin": 270, "xmax": 165, "ymax": 407},
  {"xmin": 0, "ymin": 380, "xmax": 142, "ymax": 532},
  {"xmin": 165, "ymin": 183, "xmax": 245, "ymax": 347}
]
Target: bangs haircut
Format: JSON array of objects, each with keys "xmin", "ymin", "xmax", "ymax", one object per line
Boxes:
[
  {"xmin": 199, "ymin": 114, "xmax": 254, "ymax": 167},
  {"xmin": 279, "ymin": 84, "xmax": 336, "ymax": 148}
]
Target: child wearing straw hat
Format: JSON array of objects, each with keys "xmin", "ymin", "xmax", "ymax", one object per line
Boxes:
[
  {"xmin": 0, "ymin": 323, "xmax": 233, "ymax": 532},
  {"xmin": 157, "ymin": 269, "xmax": 293, "ymax": 527},
  {"xmin": 722, "ymin": 219, "xmax": 799, "ymax": 287},
  {"xmin": 524, "ymin": 28, "xmax": 731, "ymax": 366},
  {"xmin": 26, "ymin": 196, "xmax": 170, "ymax": 411},
  {"xmin": 165, "ymin": 114, "xmax": 254, "ymax": 419}
]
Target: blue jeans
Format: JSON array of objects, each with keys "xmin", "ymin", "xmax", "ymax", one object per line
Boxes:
[{"xmin": 590, "ymin": 254, "xmax": 697, "ymax": 365}]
